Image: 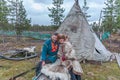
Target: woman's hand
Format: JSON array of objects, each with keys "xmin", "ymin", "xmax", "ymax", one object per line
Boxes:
[{"xmin": 61, "ymin": 55, "xmax": 67, "ymax": 61}]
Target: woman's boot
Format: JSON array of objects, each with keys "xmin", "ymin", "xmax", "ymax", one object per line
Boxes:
[
  {"xmin": 69, "ymin": 69, "xmax": 77, "ymax": 80},
  {"xmin": 75, "ymin": 75, "xmax": 81, "ymax": 80}
]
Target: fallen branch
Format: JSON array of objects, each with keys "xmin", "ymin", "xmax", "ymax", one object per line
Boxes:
[
  {"xmin": 0, "ymin": 65, "xmax": 3, "ymax": 67},
  {"xmin": 9, "ymin": 67, "xmax": 36, "ymax": 80}
]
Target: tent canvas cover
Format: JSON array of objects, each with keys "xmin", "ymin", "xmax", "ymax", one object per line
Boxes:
[{"xmin": 57, "ymin": 0, "xmax": 112, "ymax": 61}]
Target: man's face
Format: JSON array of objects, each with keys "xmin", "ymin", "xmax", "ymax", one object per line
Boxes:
[{"xmin": 51, "ymin": 35, "xmax": 58, "ymax": 42}]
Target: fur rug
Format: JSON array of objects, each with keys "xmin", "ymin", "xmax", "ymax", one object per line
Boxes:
[{"xmin": 40, "ymin": 60, "xmax": 71, "ymax": 80}]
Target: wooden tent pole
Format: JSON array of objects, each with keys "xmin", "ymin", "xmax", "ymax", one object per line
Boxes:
[{"xmin": 75, "ymin": 0, "xmax": 79, "ymax": 4}]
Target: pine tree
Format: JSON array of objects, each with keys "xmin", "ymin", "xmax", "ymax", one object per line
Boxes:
[
  {"xmin": 48, "ymin": 0, "xmax": 65, "ymax": 26},
  {"xmin": 16, "ymin": 0, "xmax": 31, "ymax": 36},
  {"xmin": 0, "ymin": 0, "xmax": 9, "ymax": 30},
  {"xmin": 115, "ymin": 0, "xmax": 120, "ymax": 30},
  {"xmin": 8, "ymin": 0, "xmax": 31, "ymax": 40},
  {"xmin": 0, "ymin": 0, "xmax": 9, "ymax": 43},
  {"xmin": 82, "ymin": 0, "xmax": 91, "ymax": 20},
  {"xmin": 102, "ymin": 0, "xmax": 116, "ymax": 33}
]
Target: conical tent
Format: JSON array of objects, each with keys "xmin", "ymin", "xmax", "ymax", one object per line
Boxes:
[{"xmin": 57, "ymin": 0, "xmax": 112, "ymax": 61}]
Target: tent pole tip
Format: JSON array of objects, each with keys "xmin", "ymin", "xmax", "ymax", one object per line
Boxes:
[{"xmin": 74, "ymin": 0, "xmax": 79, "ymax": 5}]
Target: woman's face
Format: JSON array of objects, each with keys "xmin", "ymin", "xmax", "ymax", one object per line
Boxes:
[{"xmin": 59, "ymin": 39, "xmax": 65, "ymax": 44}]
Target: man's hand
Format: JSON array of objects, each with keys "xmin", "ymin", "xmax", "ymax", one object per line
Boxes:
[{"xmin": 42, "ymin": 61, "xmax": 45, "ymax": 66}]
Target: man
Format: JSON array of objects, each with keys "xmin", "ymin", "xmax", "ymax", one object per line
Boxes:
[{"xmin": 36, "ymin": 33, "xmax": 59, "ymax": 76}]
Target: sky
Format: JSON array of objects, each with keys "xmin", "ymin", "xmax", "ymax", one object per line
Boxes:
[{"xmin": 23, "ymin": 0, "xmax": 105, "ymax": 25}]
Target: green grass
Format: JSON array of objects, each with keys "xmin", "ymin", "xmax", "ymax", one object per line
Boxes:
[
  {"xmin": 0, "ymin": 58, "xmax": 38, "ymax": 80},
  {"xmin": 82, "ymin": 61, "xmax": 120, "ymax": 80},
  {"xmin": 0, "ymin": 59, "xmax": 120, "ymax": 80}
]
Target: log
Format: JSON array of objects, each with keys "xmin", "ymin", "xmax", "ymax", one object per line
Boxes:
[{"xmin": 115, "ymin": 53, "xmax": 120, "ymax": 67}]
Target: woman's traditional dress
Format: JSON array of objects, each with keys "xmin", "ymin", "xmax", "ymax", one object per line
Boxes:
[{"xmin": 58, "ymin": 41, "xmax": 83, "ymax": 75}]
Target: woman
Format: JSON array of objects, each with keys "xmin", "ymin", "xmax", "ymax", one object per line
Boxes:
[{"xmin": 57, "ymin": 34, "xmax": 83, "ymax": 80}]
